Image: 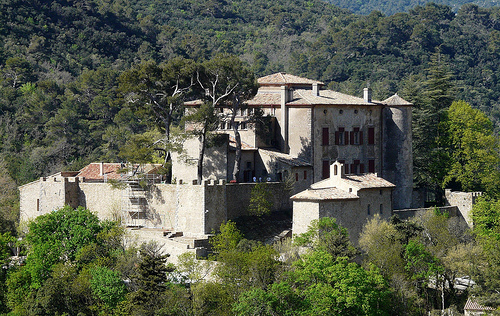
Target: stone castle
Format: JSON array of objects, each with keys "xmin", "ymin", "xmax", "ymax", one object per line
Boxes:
[{"xmin": 19, "ymin": 73, "xmax": 477, "ymax": 259}]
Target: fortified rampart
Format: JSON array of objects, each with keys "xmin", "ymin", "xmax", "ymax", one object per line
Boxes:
[
  {"xmin": 393, "ymin": 189, "xmax": 481, "ymax": 229},
  {"xmin": 19, "ymin": 175, "xmax": 290, "ymax": 237}
]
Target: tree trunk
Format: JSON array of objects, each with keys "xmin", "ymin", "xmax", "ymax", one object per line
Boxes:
[
  {"xmin": 231, "ymin": 107, "xmax": 242, "ymax": 182},
  {"xmin": 197, "ymin": 128, "xmax": 207, "ymax": 185},
  {"xmin": 164, "ymin": 109, "xmax": 172, "ymax": 184}
]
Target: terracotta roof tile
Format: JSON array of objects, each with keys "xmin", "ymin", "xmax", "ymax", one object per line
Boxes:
[
  {"xmin": 258, "ymin": 73, "xmax": 324, "ymax": 86},
  {"xmin": 342, "ymin": 173, "xmax": 396, "ymax": 189},
  {"xmin": 77, "ymin": 163, "xmax": 162, "ymax": 180},
  {"xmin": 382, "ymin": 94, "xmax": 412, "ymax": 106},
  {"xmin": 291, "ymin": 187, "xmax": 359, "ymax": 201},
  {"xmin": 246, "ymin": 89, "xmax": 379, "ymax": 107},
  {"xmin": 77, "ymin": 163, "xmax": 125, "ymax": 180}
]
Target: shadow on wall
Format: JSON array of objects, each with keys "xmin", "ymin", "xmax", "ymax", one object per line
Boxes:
[{"xmin": 297, "ymin": 137, "xmax": 312, "ymax": 163}]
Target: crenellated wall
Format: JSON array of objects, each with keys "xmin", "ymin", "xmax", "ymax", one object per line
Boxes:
[
  {"xmin": 20, "ymin": 176, "xmax": 290, "ymax": 237},
  {"xmin": 444, "ymin": 189, "xmax": 482, "ymax": 228}
]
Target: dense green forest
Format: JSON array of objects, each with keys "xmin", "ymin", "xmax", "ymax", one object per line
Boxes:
[
  {"xmin": 1, "ymin": 0, "xmax": 500, "ymax": 314},
  {"xmin": 324, "ymin": 0, "xmax": 500, "ymax": 16}
]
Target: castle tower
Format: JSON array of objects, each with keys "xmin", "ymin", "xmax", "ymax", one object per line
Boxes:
[{"xmin": 381, "ymin": 94, "xmax": 413, "ymax": 209}]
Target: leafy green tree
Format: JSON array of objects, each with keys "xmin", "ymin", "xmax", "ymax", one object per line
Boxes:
[
  {"xmin": 248, "ymin": 182, "xmax": 273, "ymax": 217},
  {"xmin": 90, "ymin": 266, "xmax": 127, "ymax": 310},
  {"xmin": 233, "ymin": 282, "xmax": 305, "ymax": 316},
  {"xmin": 196, "ymin": 54, "xmax": 257, "ymax": 182},
  {"xmin": 120, "ymin": 58, "xmax": 197, "ymax": 182},
  {"xmin": 23, "ymin": 205, "xmax": 102, "ymax": 288},
  {"xmin": 288, "ymin": 252, "xmax": 391, "ymax": 316},
  {"xmin": 210, "ymin": 221, "xmax": 243, "ymax": 254},
  {"xmin": 409, "ymin": 52, "xmax": 455, "ymax": 201},
  {"xmin": 294, "ymin": 217, "xmax": 357, "ymax": 259},
  {"xmin": 442, "ymin": 100, "xmax": 500, "ymax": 195},
  {"xmin": 182, "ymin": 101, "xmax": 221, "ymax": 184},
  {"xmin": 124, "ymin": 242, "xmax": 175, "ymax": 315},
  {"xmin": 0, "ymin": 232, "xmax": 14, "ymax": 313},
  {"xmin": 360, "ymin": 216, "xmax": 423, "ymax": 315}
]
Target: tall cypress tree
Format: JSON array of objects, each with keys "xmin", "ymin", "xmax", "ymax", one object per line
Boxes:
[{"xmin": 408, "ymin": 52, "xmax": 454, "ymax": 203}]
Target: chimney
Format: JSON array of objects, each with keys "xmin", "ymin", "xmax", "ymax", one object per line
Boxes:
[
  {"xmin": 99, "ymin": 162, "xmax": 104, "ymax": 176},
  {"xmin": 363, "ymin": 87, "xmax": 372, "ymax": 103},
  {"xmin": 281, "ymin": 85, "xmax": 289, "ymax": 104},
  {"xmin": 312, "ymin": 83, "xmax": 319, "ymax": 96}
]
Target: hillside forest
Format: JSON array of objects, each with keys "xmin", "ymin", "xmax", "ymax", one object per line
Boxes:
[{"xmin": 1, "ymin": 0, "xmax": 500, "ymax": 314}]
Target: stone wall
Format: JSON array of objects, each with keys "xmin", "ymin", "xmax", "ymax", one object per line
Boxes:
[
  {"xmin": 19, "ymin": 175, "xmax": 69, "ymax": 222},
  {"xmin": 225, "ymin": 182, "xmax": 291, "ymax": 219},
  {"xmin": 382, "ymin": 106, "xmax": 413, "ymax": 209},
  {"xmin": 444, "ymin": 189, "xmax": 482, "ymax": 228},
  {"xmin": 292, "ymin": 201, "xmax": 320, "ymax": 236},
  {"xmin": 20, "ymin": 176, "xmax": 291, "ymax": 237},
  {"xmin": 312, "ymin": 105, "xmax": 383, "ymax": 183},
  {"xmin": 393, "ymin": 206, "xmax": 459, "ymax": 220}
]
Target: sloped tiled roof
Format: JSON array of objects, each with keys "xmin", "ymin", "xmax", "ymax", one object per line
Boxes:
[
  {"xmin": 77, "ymin": 163, "xmax": 125, "ymax": 180},
  {"xmin": 258, "ymin": 73, "xmax": 324, "ymax": 86},
  {"xmin": 291, "ymin": 187, "xmax": 359, "ymax": 201},
  {"xmin": 342, "ymin": 173, "xmax": 396, "ymax": 189},
  {"xmin": 77, "ymin": 163, "xmax": 162, "ymax": 180},
  {"xmin": 246, "ymin": 89, "xmax": 377, "ymax": 107},
  {"xmin": 259, "ymin": 149, "xmax": 311, "ymax": 167},
  {"xmin": 464, "ymin": 298, "xmax": 494, "ymax": 311},
  {"xmin": 381, "ymin": 94, "xmax": 412, "ymax": 106}
]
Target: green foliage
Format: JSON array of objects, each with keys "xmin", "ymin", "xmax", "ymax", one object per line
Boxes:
[
  {"xmin": 24, "ymin": 205, "xmax": 102, "ymax": 288},
  {"xmin": 233, "ymin": 282, "xmax": 305, "ymax": 316},
  {"xmin": 404, "ymin": 240, "xmax": 444, "ymax": 285},
  {"xmin": 472, "ymin": 198, "xmax": 500, "ymax": 240},
  {"xmin": 210, "ymin": 220, "xmax": 243, "ymax": 254},
  {"xmin": 294, "ymin": 217, "xmax": 358, "ymax": 259},
  {"xmin": 90, "ymin": 266, "xmax": 127, "ymax": 309},
  {"xmin": 248, "ymin": 182, "xmax": 273, "ymax": 217},
  {"xmin": 442, "ymin": 100, "xmax": 500, "ymax": 195},
  {"xmin": 288, "ymin": 252, "xmax": 391, "ymax": 315}
]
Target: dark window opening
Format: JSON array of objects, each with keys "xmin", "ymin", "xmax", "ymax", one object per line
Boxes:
[
  {"xmin": 322, "ymin": 160, "xmax": 330, "ymax": 179},
  {"xmin": 322, "ymin": 128, "xmax": 329, "ymax": 146},
  {"xmin": 368, "ymin": 159, "xmax": 375, "ymax": 173},
  {"xmin": 368, "ymin": 127, "xmax": 375, "ymax": 145}
]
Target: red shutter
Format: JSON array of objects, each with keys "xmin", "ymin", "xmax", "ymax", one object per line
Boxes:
[
  {"xmin": 295, "ymin": 173, "xmax": 298, "ymax": 181},
  {"xmin": 322, "ymin": 128, "xmax": 329, "ymax": 146},
  {"xmin": 350, "ymin": 164, "xmax": 355, "ymax": 174},
  {"xmin": 304, "ymin": 170, "xmax": 307, "ymax": 179},
  {"xmin": 350, "ymin": 131, "xmax": 354, "ymax": 145},
  {"xmin": 368, "ymin": 127, "xmax": 375, "ymax": 145},
  {"xmin": 359, "ymin": 131, "xmax": 363, "ymax": 144},
  {"xmin": 360, "ymin": 164, "xmax": 365, "ymax": 173},
  {"xmin": 344, "ymin": 131, "xmax": 349, "ymax": 145},
  {"xmin": 335, "ymin": 131, "xmax": 340, "ymax": 145},
  {"xmin": 368, "ymin": 160, "xmax": 375, "ymax": 173},
  {"xmin": 322, "ymin": 161, "xmax": 330, "ymax": 179}
]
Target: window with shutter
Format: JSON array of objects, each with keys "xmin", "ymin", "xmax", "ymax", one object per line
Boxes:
[
  {"xmin": 368, "ymin": 160, "xmax": 375, "ymax": 173},
  {"xmin": 322, "ymin": 160, "xmax": 330, "ymax": 179},
  {"xmin": 368, "ymin": 127, "xmax": 375, "ymax": 144},
  {"xmin": 322, "ymin": 128, "xmax": 329, "ymax": 146}
]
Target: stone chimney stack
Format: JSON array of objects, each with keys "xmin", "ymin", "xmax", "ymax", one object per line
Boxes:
[
  {"xmin": 312, "ymin": 83, "xmax": 319, "ymax": 96},
  {"xmin": 99, "ymin": 162, "xmax": 104, "ymax": 176},
  {"xmin": 281, "ymin": 85, "xmax": 289, "ymax": 104},
  {"xmin": 280, "ymin": 86, "xmax": 289, "ymax": 153},
  {"xmin": 364, "ymin": 87, "xmax": 372, "ymax": 103}
]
